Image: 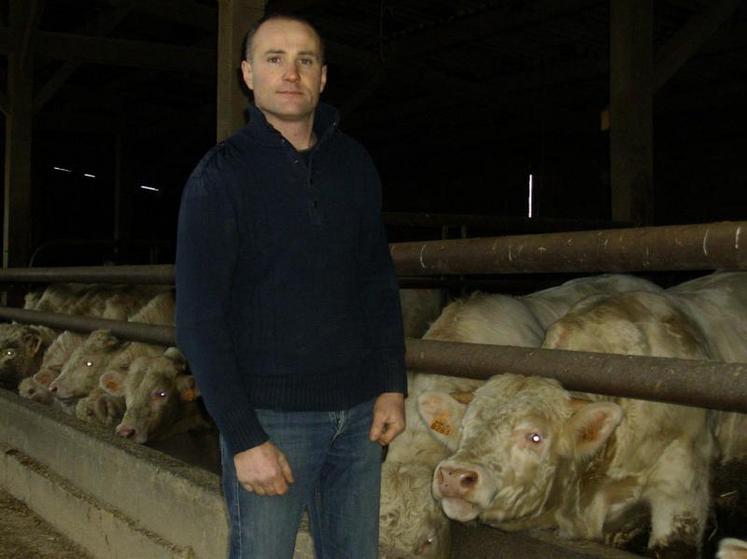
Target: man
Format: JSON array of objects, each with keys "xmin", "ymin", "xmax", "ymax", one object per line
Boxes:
[{"xmin": 175, "ymin": 13, "xmax": 407, "ymax": 559}]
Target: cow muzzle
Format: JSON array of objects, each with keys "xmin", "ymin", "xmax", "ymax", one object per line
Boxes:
[
  {"xmin": 433, "ymin": 464, "xmax": 487, "ymax": 522},
  {"xmin": 436, "ymin": 465, "xmax": 480, "ymax": 498}
]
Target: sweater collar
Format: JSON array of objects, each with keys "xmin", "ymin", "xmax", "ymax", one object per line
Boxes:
[{"xmin": 245, "ymin": 102, "xmax": 340, "ymax": 148}]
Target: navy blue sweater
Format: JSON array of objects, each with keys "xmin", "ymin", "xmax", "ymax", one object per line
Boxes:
[{"xmin": 175, "ymin": 103, "xmax": 407, "ymax": 455}]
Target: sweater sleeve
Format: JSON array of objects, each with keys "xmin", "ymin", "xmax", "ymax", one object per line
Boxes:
[
  {"xmin": 357, "ymin": 150, "xmax": 408, "ymax": 396},
  {"xmin": 175, "ymin": 149, "xmax": 269, "ymax": 455}
]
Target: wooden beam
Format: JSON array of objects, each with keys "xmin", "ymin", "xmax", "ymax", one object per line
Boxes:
[
  {"xmin": 383, "ymin": 0, "xmax": 600, "ymax": 60},
  {"xmin": 18, "ymin": 0, "xmax": 43, "ymax": 72},
  {"xmin": 0, "ymin": 92, "xmax": 9, "ymax": 116},
  {"xmin": 609, "ymin": 0, "xmax": 654, "ymax": 226},
  {"xmin": 34, "ymin": 3, "xmax": 134, "ymax": 112},
  {"xmin": 654, "ymin": 0, "xmax": 743, "ymax": 91},
  {"xmin": 0, "ymin": 27, "xmax": 216, "ymax": 74},
  {"xmin": 4, "ymin": 1, "xmax": 35, "ymax": 269},
  {"xmin": 97, "ymin": 0, "xmax": 217, "ymax": 32},
  {"xmin": 216, "ymin": 0, "xmax": 265, "ymax": 141}
]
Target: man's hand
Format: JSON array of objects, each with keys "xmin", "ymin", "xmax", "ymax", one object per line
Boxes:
[
  {"xmin": 369, "ymin": 392, "xmax": 406, "ymax": 446},
  {"xmin": 234, "ymin": 441, "xmax": 294, "ymax": 496}
]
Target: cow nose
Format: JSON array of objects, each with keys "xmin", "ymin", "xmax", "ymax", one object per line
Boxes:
[
  {"xmin": 116, "ymin": 425, "xmax": 135, "ymax": 438},
  {"xmin": 437, "ymin": 465, "xmax": 480, "ymax": 497}
]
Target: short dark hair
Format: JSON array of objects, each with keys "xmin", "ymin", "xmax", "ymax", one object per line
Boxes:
[{"xmin": 243, "ymin": 13, "xmax": 326, "ymax": 63}]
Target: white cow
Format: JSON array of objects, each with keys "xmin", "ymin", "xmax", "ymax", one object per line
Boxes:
[
  {"xmin": 0, "ymin": 323, "xmax": 58, "ymax": 390},
  {"xmin": 666, "ymin": 271, "xmax": 747, "ymax": 465},
  {"xmin": 382, "ymin": 274, "xmax": 662, "ymax": 558},
  {"xmin": 421, "ymin": 291, "xmax": 715, "ymax": 556},
  {"xmin": 100, "ymin": 347, "xmax": 209, "ymax": 443},
  {"xmin": 49, "ymin": 291, "xmax": 174, "ymax": 407}
]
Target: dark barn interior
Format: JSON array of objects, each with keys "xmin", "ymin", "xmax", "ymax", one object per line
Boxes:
[
  {"xmin": 2, "ymin": 0, "xmax": 746, "ymax": 268},
  {"xmin": 2, "ymin": 1, "xmax": 747, "ymax": 558}
]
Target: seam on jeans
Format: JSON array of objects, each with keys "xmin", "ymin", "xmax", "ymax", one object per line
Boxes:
[
  {"xmin": 330, "ymin": 408, "xmax": 347, "ymax": 443},
  {"xmin": 233, "ymin": 469, "xmax": 242, "ymax": 556}
]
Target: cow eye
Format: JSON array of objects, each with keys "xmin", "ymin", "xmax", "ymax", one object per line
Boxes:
[
  {"xmin": 527, "ymin": 432, "xmax": 543, "ymax": 444},
  {"xmin": 153, "ymin": 390, "xmax": 168, "ymax": 399},
  {"xmin": 4, "ymin": 349, "xmax": 16, "ymax": 357},
  {"xmin": 84, "ymin": 360, "xmax": 94, "ymax": 367}
]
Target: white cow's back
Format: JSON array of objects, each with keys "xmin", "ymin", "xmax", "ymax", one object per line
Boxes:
[
  {"xmin": 523, "ymin": 273, "xmax": 662, "ymax": 330},
  {"xmin": 668, "ymin": 271, "xmax": 747, "ymax": 464}
]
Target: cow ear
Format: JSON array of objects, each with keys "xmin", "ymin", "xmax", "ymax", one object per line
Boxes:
[
  {"xmin": 33, "ymin": 368, "xmax": 59, "ymax": 387},
  {"xmin": 164, "ymin": 347, "xmax": 187, "ymax": 372},
  {"xmin": 21, "ymin": 331, "xmax": 45, "ymax": 357},
  {"xmin": 449, "ymin": 391, "xmax": 474, "ymax": 405},
  {"xmin": 99, "ymin": 370, "xmax": 126, "ymax": 397},
  {"xmin": 717, "ymin": 537, "xmax": 747, "ymax": 559},
  {"xmin": 416, "ymin": 391, "xmax": 466, "ymax": 451},
  {"xmin": 176, "ymin": 375, "xmax": 200, "ymax": 401},
  {"xmin": 565, "ymin": 401, "xmax": 623, "ymax": 457}
]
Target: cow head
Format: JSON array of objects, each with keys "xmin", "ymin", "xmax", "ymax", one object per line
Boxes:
[
  {"xmin": 418, "ymin": 374, "xmax": 622, "ymax": 527},
  {"xmin": 0, "ymin": 324, "xmax": 55, "ymax": 390},
  {"xmin": 49, "ymin": 330, "xmax": 125, "ymax": 401},
  {"xmin": 107, "ymin": 348, "xmax": 196, "ymax": 444},
  {"xmin": 380, "ymin": 461, "xmax": 450, "ymax": 559}
]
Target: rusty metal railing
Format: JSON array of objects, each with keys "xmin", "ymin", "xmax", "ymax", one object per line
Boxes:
[
  {"xmin": 391, "ymin": 221, "xmax": 747, "ymax": 275},
  {"xmin": 2, "ymin": 221, "xmax": 747, "ymax": 413},
  {"xmin": 2, "ymin": 303, "xmax": 747, "ymax": 415}
]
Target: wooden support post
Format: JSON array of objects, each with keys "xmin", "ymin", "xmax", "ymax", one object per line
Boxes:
[
  {"xmin": 216, "ymin": 0, "xmax": 266, "ymax": 142},
  {"xmin": 3, "ymin": 1, "xmax": 37, "ymax": 269},
  {"xmin": 609, "ymin": 0, "xmax": 654, "ymax": 226}
]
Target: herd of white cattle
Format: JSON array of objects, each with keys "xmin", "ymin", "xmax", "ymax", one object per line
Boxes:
[
  {"xmin": 1, "ymin": 284, "xmax": 210, "ymax": 444},
  {"xmin": 2, "ymin": 272, "xmax": 747, "ymax": 558}
]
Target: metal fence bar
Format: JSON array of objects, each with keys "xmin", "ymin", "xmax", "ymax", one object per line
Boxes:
[
  {"xmin": 0, "ymin": 264, "xmax": 174, "ymax": 284},
  {"xmin": 0, "ymin": 307, "xmax": 174, "ymax": 346},
  {"xmin": 391, "ymin": 220, "xmax": 747, "ymax": 275},
  {"xmin": 0, "ymin": 222, "xmax": 745, "ymax": 283},
  {"xmin": 2, "ymin": 303, "xmax": 746, "ymax": 414},
  {"xmin": 406, "ymin": 338, "xmax": 747, "ymax": 413}
]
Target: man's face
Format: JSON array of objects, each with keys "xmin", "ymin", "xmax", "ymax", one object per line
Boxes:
[{"xmin": 241, "ymin": 19, "xmax": 327, "ymax": 128}]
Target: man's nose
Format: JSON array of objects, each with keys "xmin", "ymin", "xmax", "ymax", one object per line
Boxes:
[{"xmin": 283, "ymin": 64, "xmax": 300, "ymax": 81}]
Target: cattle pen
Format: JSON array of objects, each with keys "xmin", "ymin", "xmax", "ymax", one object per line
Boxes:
[{"xmin": 1, "ymin": 219, "xmax": 746, "ymax": 558}]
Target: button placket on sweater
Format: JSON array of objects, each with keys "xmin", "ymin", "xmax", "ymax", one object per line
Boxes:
[{"xmin": 306, "ymin": 152, "xmax": 322, "ymax": 226}]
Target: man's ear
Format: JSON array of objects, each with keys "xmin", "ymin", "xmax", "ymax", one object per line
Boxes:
[
  {"xmin": 241, "ymin": 60, "xmax": 254, "ymax": 90},
  {"xmin": 320, "ymin": 64, "xmax": 327, "ymax": 93}
]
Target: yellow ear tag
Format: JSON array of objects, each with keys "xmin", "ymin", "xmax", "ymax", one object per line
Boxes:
[{"xmin": 430, "ymin": 412, "xmax": 452, "ymax": 436}]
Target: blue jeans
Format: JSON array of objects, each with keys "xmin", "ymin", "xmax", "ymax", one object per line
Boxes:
[{"xmin": 220, "ymin": 398, "xmax": 382, "ymax": 559}]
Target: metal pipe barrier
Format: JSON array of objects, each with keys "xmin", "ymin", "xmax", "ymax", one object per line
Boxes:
[
  {"xmin": 0, "ymin": 264, "xmax": 174, "ymax": 284},
  {"xmin": 2, "ymin": 303, "xmax": 746, "ymax": 415},
  {"xmin": 0, "ymin": 222, "xmax": 743, "ymax": 283},
  {"xmin": 0, "ymin": 308, "xmax": 174, "ymax": 346},
  {"xmin": 391, "ymin": 220, "xmax": 747, "ymax": 275},
  {"xmin": 406, "ymin": 338, "xmax": 747, "ymax": 414}
]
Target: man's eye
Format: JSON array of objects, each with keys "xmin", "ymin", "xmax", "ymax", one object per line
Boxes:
[
  {"xmin": 268, "ymin": 56, "xmax": 281, "ymax": 63},
  {"xmin": 299, "ymin": 58, "xmax": 313, "ymax": 65}
]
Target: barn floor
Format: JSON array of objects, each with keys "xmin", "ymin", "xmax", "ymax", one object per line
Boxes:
[{"xmin": 0, "ymin": 488, "xmax": 92, "ymax": 559}]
